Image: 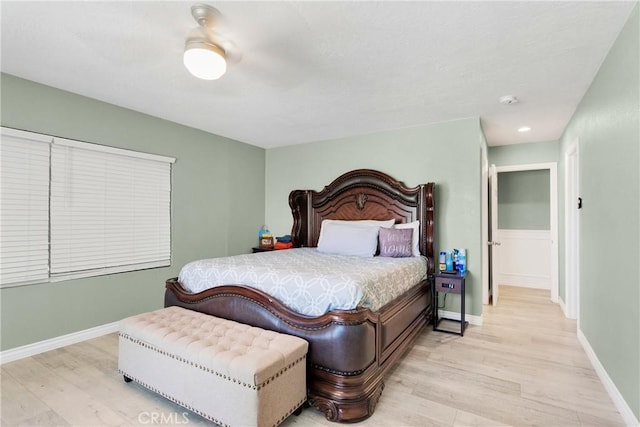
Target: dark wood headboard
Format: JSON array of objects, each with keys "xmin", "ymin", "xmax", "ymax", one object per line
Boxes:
[{"xmin": 288, "ymin": 169, "xmax": 435, "ymax": 274}]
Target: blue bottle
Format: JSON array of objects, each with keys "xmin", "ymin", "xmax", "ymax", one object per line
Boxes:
[
  {"xmin": 445, "ymin": 252, "xmax": 453, "ymax": 271},
  {"xmin": 457, "ymin": 249, "xmax": 467, "ymax": 274}
]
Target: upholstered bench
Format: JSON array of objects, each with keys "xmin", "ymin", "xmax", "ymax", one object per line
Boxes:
[{"xmin": 118, "ymin": 306, "xmax": 308, "ymax": 427}]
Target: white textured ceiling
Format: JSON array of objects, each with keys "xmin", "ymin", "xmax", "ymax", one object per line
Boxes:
[{"xmin": 1, "ymin": 1, "xmax": 635, "ymax": 148}]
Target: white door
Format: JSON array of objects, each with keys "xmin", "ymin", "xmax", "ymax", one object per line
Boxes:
[
  {"xmin": 490, "ymin": 164, "xmax": 558, "ymax": 303},
  {"xmin": 489, "ymin": 164, "xmax": 500, "ymax": 305}
]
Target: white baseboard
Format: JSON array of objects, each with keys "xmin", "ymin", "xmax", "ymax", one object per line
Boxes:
[
  {"xmin": 577, "ymin": 329, "xmax": 639, "ymax": 427},
  {"xmin": 1, "ymin": 321, "xmax": 119, "ymax": 365},
  {"xmin": 559, "ymin": 298, "xmax": 567, "ymax": 317},
  {"xmin": 437, "ymin": 310, "xmax": 483, "ymax": 326}
]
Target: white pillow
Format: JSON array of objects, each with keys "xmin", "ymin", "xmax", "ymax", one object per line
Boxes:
[
  {"xmin": 317, "ymin": 222, "xmax": 381, "ymax": 257},
  {"xmin": 317, "ymin": 219, "xmax": 395, "ymax": 245},
  {"xmin": 394, "ymin": 221, "xmax": 421, "ymax": 257}
]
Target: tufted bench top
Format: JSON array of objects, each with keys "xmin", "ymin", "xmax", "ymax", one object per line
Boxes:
[{"xmin": 120, "ymin": 306, "xmax": 308, "ymax": 387}]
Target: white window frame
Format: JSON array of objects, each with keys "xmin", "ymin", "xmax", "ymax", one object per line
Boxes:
[{"xmin": 0, "ymin": 127, "xmax": 176, "ymax": 288}]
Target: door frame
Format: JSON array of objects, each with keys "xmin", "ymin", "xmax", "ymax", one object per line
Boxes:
[
  {"xmin": 484, "ymin": 162, "xmax": 559, "ymax": 304},
  {"xmin": 564, "ymin": 139, "xmax": 580, "ymax": 321},
  {"xmin": 481, "ymin": 146, "xmax": 490, "ymax": 305}
]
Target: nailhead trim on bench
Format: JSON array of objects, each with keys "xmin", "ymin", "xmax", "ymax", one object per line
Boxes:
[
  {"xmin": 118, "ymin": 369, "xmax": 231, "ymax": 427},
  {"xmin": 120, "ymin": 362, "xmax": 307, "ymax": 427},
  {"xmin": 119, "ymin": 332, "xmax": 307, "ymax": 390},
  {"xmin": 120, "ymin": 367, "xmax": 306, "ymax": 427},
  {"xmin": 120, "ymin": 368, "xmax": 307, "ymax": 427}
]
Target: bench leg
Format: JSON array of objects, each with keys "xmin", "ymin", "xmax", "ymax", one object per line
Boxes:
[{"xmin": 293, "ymin": 401, "xmax": 309, "ymax": 416}]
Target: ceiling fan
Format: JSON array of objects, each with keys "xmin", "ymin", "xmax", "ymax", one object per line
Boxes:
[
  {"xmin": 181, "ymin": 2, "xmax": 321, "ymax": 89},
  {"xmin": 183, "ymin": 4, "xmax": 241, "ymax": 80}
]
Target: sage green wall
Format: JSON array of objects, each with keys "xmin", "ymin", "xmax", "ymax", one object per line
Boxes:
[
  {"xmin": 265, "ymin": 118, "xmax": 485, "ymax": 317},
  {"xmin": 0, "ymin": 74, "xmax": 266, "ymax": 351},
  {"xmin": 488, "ymin": 140, "xmax": 560, "ymax": 166},
  {"xmin": 497, "ymin": 170, "xmax": 550, "ymax": 230},
  {"xmin": 559, "ymin": 5, "xmax": 639, "ymax": 420}
]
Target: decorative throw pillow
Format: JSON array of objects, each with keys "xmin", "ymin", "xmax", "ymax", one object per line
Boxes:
[
  {"xmin": 394, "ymin": 221, "xmax": 420, "ymax": 257},
  {"xmin": 378, "ymin": 227, "xmax": 413, "ymax": 257}
]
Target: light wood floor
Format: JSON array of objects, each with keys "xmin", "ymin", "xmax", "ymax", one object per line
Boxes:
[{"xmin": 1, "ymin": 286, "xmax": 625, "ymax": 426}]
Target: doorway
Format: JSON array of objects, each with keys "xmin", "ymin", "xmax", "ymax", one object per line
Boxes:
[{"xmin": 485, "ymin": 163, "xmax": 559, "ymax": 305}]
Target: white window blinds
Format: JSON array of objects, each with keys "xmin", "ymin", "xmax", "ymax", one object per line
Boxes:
[
  {"xmin": 50, "ymin": 138, "xmax": 174, "ymax": 281},
  {"xmin": 0, "ymin": 128, "xmax": 52, "ymax": 286},
  {"xmin": 0, "ymin": 126, "xmax": 175, "ymax": 287}
]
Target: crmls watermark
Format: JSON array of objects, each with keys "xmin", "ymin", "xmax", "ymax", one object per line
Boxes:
[{"xmin": 138, "ymin": 411, "xmax": 190, "ymax": 425}]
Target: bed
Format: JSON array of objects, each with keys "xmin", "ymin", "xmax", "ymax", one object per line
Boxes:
[{"xmin": 165, "ymin": 169, "xmax": 435, "ymax": 423}]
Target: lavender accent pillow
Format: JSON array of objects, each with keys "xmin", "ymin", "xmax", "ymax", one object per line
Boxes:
[{"xmin": 378, "ymin": 227, "xmax": 413, "ymax": 258}]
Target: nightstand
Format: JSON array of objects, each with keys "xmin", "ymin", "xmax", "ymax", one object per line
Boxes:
[
  {"xmin": 433, "ymin": 271, "xmax": 468, "ymax": 336},
  {"xmin": 251, "ymin": 247, "xmax": 274, "ymax": 253}
]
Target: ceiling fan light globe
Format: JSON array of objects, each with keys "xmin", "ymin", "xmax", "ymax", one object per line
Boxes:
[{"xmin": 183, "ymin": 44, "xmax": 227, "ymax": 80}]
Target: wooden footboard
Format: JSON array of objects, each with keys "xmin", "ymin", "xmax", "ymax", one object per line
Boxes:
[{"xmin": 165, "ymin": 277, "xmax": 432, "ymax": 423}]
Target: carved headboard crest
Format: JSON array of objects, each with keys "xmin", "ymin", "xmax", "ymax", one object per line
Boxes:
[{"xmin": 355, "ymin": 192, "xmax": 368, "ymax": 210}]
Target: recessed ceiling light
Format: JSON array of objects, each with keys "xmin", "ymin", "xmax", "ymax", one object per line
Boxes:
[
  {"xmin": 518, "ymin": 126, "xmax": 531, "ymax": 133},
  {"xmin": 499, "ymin": 95, "xmax": 519, "ymax": 105}
]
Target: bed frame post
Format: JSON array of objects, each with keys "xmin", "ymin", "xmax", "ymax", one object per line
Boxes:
[
  {"xmin": 422, "ymin": 182, "xmax": 435, "ymax": 274},
  {"xmin": 289, "ymin": 189, "xmax": 312, "ymax": 247}
]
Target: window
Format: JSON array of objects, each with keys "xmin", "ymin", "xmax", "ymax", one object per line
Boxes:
[
  {"xmin": 0, "ymin": 127, "xmax": 176, "ymax": 287},
  {"xmin": 0, "ymin": 128, "xmax": 51, "ymax": 286}
]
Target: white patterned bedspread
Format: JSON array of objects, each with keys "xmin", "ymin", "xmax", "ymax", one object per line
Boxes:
[{"xmin": 178, "ymin": 248, "xmax": 427, "ymax": 316}]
